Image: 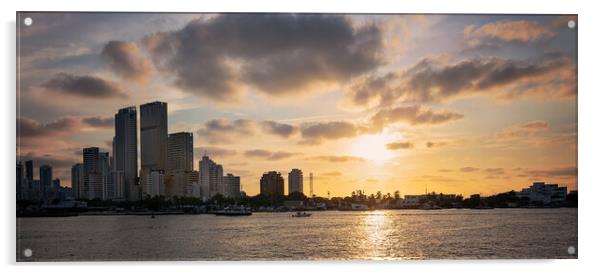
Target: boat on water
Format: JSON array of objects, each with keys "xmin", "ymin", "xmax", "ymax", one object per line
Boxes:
[
  {"xmin": 215, "ymin": 206, "xmax": 252, "ymax": 216},
  {"xmin": 292, "ymin": 212, "xmax": 312, "ymax": 217}
]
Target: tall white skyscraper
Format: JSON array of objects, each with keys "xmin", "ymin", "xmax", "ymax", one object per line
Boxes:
[
  {"xmin": 114, "ymin": 106, "xmax": 138, "ymax": 201},
  {"xmin": 199, "ymin": 155, "xmax": 223, "ymax": 200},
  {"xmin": 140, "ymin": 101, "xmax": 168, "ymax": 197},
  {"xmin": 288, "ymin": 168, "xmax": 303, "ymax": 195}
]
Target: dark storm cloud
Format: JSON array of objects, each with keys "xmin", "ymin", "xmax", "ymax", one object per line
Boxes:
[
  {"xmin": 346, "ymin": 53, "xmax": 575, "ymax": 106},
  {"xmin": 243, "ymin": 149, "xmax": 299, "ymax": 160},
  {"xmin": 370, "ymin": 105, "xmax": 464, "ymax": 128},
  {"xmin": 82, "ymin": 116, "xmax": 114, "ymax": 128},
  {"xmin": 386, "ymin": 141, "xmax": 414, "ymax": 150},
  {"xmin": 41, "ymin": 73, "xmax": 127, "ymax": 99},
  {"xmin": 101, "ymin": 41, "xmax": 154, "ymax": 83},
  {"xmin": 142, "ymin": 14, "xmax": 384, "ymax": 101},
  {"xmin": 260, "ymin": 121, "xmax": 298, "ymax": 138}
]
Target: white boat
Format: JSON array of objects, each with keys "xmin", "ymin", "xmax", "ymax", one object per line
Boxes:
[{"xmin": 292, "ymin": 212, "xmax": 312, "ymax": 217}]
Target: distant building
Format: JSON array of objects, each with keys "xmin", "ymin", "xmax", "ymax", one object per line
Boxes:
[
  {"xmin": 114, "ymin": 106, "xmax": 138, "ymax": 201},
  {"xmin": 99, "ymin": 152, "xmax": 112, "ymax": 200},
  {"xmin": 16, "ymin": 162, "xmax": 23, "ymax": 200},
  {"xmin": 516, "ymin": 182, "xmax": 567, "ymax": 205},
  {"xmin": 39, "ymin": 165, "xmax": 52, "ymax": 198},
  {"xmin": 71, "ymin": 163, "xmax": 84, "ymax": 199},
  {"xmin": 167, "ymin": 132, "xmax": 194, "ymax": 197},
  {"xmin": 191, "ymin": 182, "xmax": 201, "ymax": 198},
  {"xmin": 25, "ymin": 160, "xmax": 33, "ymax": 181},
  {"xmin": 199, "ymin": 155, "xmax": 223, "ymax": 200},
  {"xmin": 140, "ymin": 101, "xmax": 168, "ymax": 197},
  {"xmin": 288, "ymin": 169, "xmax": 303, "ymax": 195},
  {"xmin": 260, "ymin": 171, "xmax": 284, "ymax": 197},
  {"xmin": 83, "ymin": 147, "xmax": 103, "ymax": 199},
  {"xmin": 222, "ymin": 173, "xmax": 241, "ymax": 198}
]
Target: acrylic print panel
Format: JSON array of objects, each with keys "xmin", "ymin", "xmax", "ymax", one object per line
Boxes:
[{"xmin": 16, "ymin": 12, "xmax": 577, "ymax": 261}]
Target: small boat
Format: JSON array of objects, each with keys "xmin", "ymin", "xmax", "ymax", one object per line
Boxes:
[
  {"xmin": 215, "ymin": 207, "xmax": 252, "ymax": 216},
  {"xmin": 292, "ymin": 212, "xmax": 312, "ymax": 217}
]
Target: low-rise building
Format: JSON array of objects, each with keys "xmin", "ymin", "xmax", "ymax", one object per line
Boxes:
[{"xmin": 516, "ymin": 182, "xmax": 567, "ymax": 205}]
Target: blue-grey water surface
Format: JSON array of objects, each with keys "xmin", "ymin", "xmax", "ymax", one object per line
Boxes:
[{"xmin": 16, "ymin": 208, "xmax": 577, "ymax": 261}]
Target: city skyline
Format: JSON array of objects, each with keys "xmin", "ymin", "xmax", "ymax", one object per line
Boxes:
[{"xmin": 17, "ymin": 13, "xmax": 577, "ymax": 197}]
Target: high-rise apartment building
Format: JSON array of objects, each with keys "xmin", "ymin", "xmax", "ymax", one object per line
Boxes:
[
  {"xmin": 288, "ymin": 168, "xmax": 303, "ymax": 195},
  {"xmin": 114, "ymin": 106, "xmax": 138, "ymax": 201},
  {"xmin": 260, "ymin": 171, "xmax": 284, "ymax": 197}
]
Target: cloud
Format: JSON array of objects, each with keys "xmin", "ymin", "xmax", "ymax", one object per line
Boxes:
[
  {"xmin": 260, "ymin": 121, "xmax": 298, "ymax": 138},
  {"xmin": 142, "ymin": 14, "xmax": 384, "ymax": 101},
  {"xmin": 496, "ymin": 120, "xmax": 549, "ymax": 138},
  {"xmin": 345, "ymin": 53, "xmax": 575, "ymax": 106},
  {"xmin": 18, "ymin": 152, "xmax": 77, "ymax": 169},
  {"xmin": 425, "ymin": 141, "xmax": 446, "ymax": 148},
  {"xmin": 243, "ymin": 149, "xmax": 299, "ymax": 160},
  {"xmin": 517, "ymin": 166, "xmax": 577, "ymax": 179},
  {"xmin": 322, "ymin": 171, "xmax": 342, "ymax": 177},
  {"xmin": 386, "ymin": 141, "xmax": 414, "ymax": 150},
  {"xmin": 464, "ymin": 19, "xmax": 556, "ymax": 43},
  {"xmin": 101, "ymin": 40, "xmax": 154, "ymax": 83},
  {"xmin": 41, "ymin": 73, "xmax": 127, "ymax": 99},
  {"xmin": 81, "ymin": 116, "xmax": 114, "ymax": 128},
  {"xmin": 300, "ymin": 121, "xmax": 359, "ymax": 144},
  {"xmin": 371, "ymin": 105, "xmax": 464, "ymax": 128},
  {"xmin": 460, "ymin": 167, "xmax": 480, "ymax": 172},
  {"xmin": 306, "ymin": 155, "xmax": 365, "ymax": 163},
  {"xmin": 17, "ymin": 117, "xmax": 80, "ymax": 138},
  {"xmin": 194, "ymin": 146, "xmax": 237, "ymax": 158},
  {"xmin": 484, "ymin": 168, "xmax": 505, "ymax": 175},
  {"xmin": 196, "ymin": 118, "xmax": 255, "ymax": 144}
]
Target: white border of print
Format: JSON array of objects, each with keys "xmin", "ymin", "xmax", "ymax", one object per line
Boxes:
[{"xmin": 2, "ymin": 0, "xmax": 600, "ymax": 274}]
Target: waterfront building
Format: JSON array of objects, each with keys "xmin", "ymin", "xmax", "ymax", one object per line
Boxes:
[
  {"xmin": 191, "ymin": 182, "xmax": 201, "ymax": 198},
  {"xmin": 146, "ymin": 170, "xmax": 165, "ymax": 197},
  {"xmin": 39, "ymin": 164, "xmax": 52, "ymax": 198},
  {"xmin": 260, "ymin": 171, "xmax": 284, "ymax": 197},
  {"xmin": 114, "ymin": 106, "xmax": 138, "ymax": 201},
  {"xmin": 222, "ymin": 173, "xmax": 241, "ymax": 198},
  {"xmin": 140, "ymin": 101, "xmax": 168, "ymax": 197},
  {"xmin": 99, "ymin": 152, "xmax": 112, "ymax": 200},
  {"xmin": 71, "ymin": 163, "xmax": 84, "ymax": 199},
  {"xmin": 16, "ymin": 162, "xmax": 23, "ymax": 200},
  {"xmin": 83, "ymin": 147, "xmax": 103, "ymax": 199},
  {"xmin": 169, "ymin": 170, "xmax": 199, "ymax": 197},
  {"xmin": 199, "ymin": 155, "xmax": 223, "ymax": 200},
  {"xmin": 288, "ymin": 168, "xmax": 303, "ymax": 195},
  {"xmin": 516, "ymin": 182, "xmax": 568, "ymax": 205},
  {"xmin": 167, "ymin": 132, "xmax": 194, "ymax": 197}
]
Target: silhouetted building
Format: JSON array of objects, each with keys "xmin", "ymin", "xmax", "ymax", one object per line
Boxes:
[
  {"xmin": 25, "ymin": 160, "xmax": 33, "ymax": 181},
  {"xmin": 140, "ymin": 101, "xmax": 168, "ymax": 197},
  {"xmin": 222, "ymin": 173, "xmax": 241, "ymax": 198},
  {"xmin": 146, "ymin": 170, "xmax": 165, "ymax": 197},
  {"xmin": 83, "ymin": 147, "xmax": 103, "ymax": 199},
  {"xmin": 199, "ymin": 155, "xmax": 223, "ymax": 200},
  {"xmin": 71, "ymin": 163, "xmax": 84, "ymax": 199},
  {"xmin": 288, "ymin": 168, "xmax": 303, "ymax": 195},
  {"xmin": 260, "ymin": 171, "xmax": 284, "ymax": 197},
  {"xmin": 99, "ymin": 152, "xmax": 111, "ymax": 200},
  {"xmin": 114, "ymin": 106, "xmax": 138, "ymax": 201},
  {"xmin": 40, "ymin": 164, "xmax": 52, "ymax": 198},
  {"xmin": 17, "ymin": 162, "xmax": 23, "ymax": 200}
]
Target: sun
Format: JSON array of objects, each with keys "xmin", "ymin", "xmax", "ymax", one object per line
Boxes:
[{"xmin": 349, "ymin": 131, "xmax": 398, "ymax": 164}]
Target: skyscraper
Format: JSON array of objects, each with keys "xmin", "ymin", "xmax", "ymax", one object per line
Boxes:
[
  {"xmin": 39, "ymin": 164, "xmax": 52, "ymax": 198},
  {"xmin": 71, "ymin": 163, "xmax": 84, "ymax": 199},
  {"xmin": 83, "ymin": 147, "xmax": 103, "ymax": 199},
  {"xmin": 168, "ymin": 132, "xmax": 193, "ymax": 173},
  {"xmin": 99, "ymin": 152, "xmax": 111, "ymax": 200},
  {"xmin": 17, "ymin": 162, "xmax": 23, "ymax": 200},
  {"xmin": 114, "ymin": 106, "xmax": 138, "ymax": 201},
  {"xmin": 140, "ymin": 101, "xmax": 168, "ymax": 197},
  {"xmin": 260, "ymin": 171, "xmax": 284, "ymax": 197},
  {"xmin": 288, "ymin": 168, "xmax": 303, "ymax": 195},
  {"xmin": 25, "ymin": 160, "xmax": 33, "ymax": 181},
  {"xmin": 199, "ymin": 155, "xmax": 223, "ymax": 200}
]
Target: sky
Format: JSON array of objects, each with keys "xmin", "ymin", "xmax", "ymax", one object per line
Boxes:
[{"xmin": 16, "ymin": 13, "xmax": 577, "ymax": 197}]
